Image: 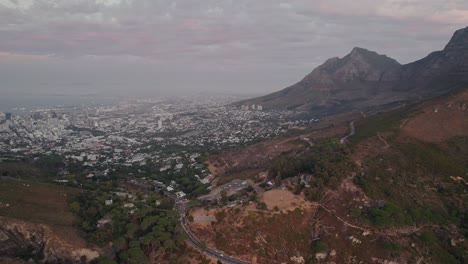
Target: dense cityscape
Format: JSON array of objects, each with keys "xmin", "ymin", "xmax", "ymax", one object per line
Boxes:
[{"xmin": 0, "ymin": 96, "xmax": 314, "ymax": 197}]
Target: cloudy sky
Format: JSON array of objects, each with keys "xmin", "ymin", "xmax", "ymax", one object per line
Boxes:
[{"xmin": 1, "ymin": 0, "xmax": 467, "ymax": 97}]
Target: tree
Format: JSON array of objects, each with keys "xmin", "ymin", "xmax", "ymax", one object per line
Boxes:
[
  {"xmin": 220, "ymin": 190, "xmax": 228, "ymax": 206},
  {"xmin": 69, "ymin": 201, "xmax": 80, "ymax": 213},
  {"xmin": 216, "ymin": 211, "xmax": 227, "ymax": 222},
  {"xmin": 275, "ymin": 174, "xmax": 282, "ymax": 187},
  {"xmin": 257, "ymin": 202, "xmax": 267, "ymax": 210}
]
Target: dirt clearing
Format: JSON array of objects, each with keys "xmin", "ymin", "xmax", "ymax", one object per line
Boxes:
[{"xmin": 263, "ymin": 189, "xmax": 309, "ymax": 211}]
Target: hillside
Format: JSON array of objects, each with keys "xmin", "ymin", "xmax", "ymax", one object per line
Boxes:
[
  {"xmin": 200, "ymin": 88, "xmax": 468, "ymax": 263},
  {"xmin": 0, "ymin": 178, "xmax": 99, "ymax": 264},
  {"xmin": 238, "ymin": 27, "xmax": 468, "ymax": 114}
]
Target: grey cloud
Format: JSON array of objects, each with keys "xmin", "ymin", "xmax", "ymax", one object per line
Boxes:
[{"xmin": 0, "ymin": 0, "xmax": 467, "ymax": 96}]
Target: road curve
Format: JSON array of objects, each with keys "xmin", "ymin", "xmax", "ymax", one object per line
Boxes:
[
  {"xmin": 169, "ymin": 189, "xmax": 251, "ymax": 263},
  {"xmin": 340, "ymin": 121, "xmax": 355, "ymax": 144},
  {"xmin": 180, "ymin": 216, "xmax": 251, "ymax": 264}
]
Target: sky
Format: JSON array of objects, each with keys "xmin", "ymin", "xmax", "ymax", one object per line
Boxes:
[{"xmin": 0, "ymin": 0, "xmax": 467, "ymax": 97}]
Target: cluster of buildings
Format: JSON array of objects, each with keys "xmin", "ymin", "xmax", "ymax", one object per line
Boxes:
[{"xmin": 0, "ymin": 95, "xmax": 316, "ymax": 194}]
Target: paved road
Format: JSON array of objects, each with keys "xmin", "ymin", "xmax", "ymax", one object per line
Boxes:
[
  {"xmin": 340, "ymin": 121, "xmax": 355, "ymax": 144},
  {"xmin": 173, "ymin": 198, "xmax": 251, "ymax": 264},
  {"xmin": 299, "ymin": 135, "xmax": 314, "ymax": 147},
  {"xmin": 198, "ymin": 179, "xmax": 250, "ymax": 201},
  {"xmin": 180, "ymin": 216, "xmax": 251, "ymax": 264},
  {"xmin": 161, "ymin": 184, "xmax": 251, "ymax": 263}
]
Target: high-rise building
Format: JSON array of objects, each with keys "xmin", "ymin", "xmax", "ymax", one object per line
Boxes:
[
  {"xmin": 5, "ymin": 112, "xmax": 12, "ymax": 120},
  {"xmin": 158, "ymin": 119, "xmax": 163, "ymax": 129}
]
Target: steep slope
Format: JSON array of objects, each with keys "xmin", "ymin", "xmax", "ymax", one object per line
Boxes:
[
  {"xmin": 0, "ymin": 216, "xmax": 99, "ymax": 264},
  {"xmin": 384, "ymin": 26, "xmax": 468, "ymax": 97},
  {"xmin": 239, "ymin": 26, "xmax": 468, "ymax": 113},
  {"xmin": 0, "ymin": 179, "xmax": 99, "ymax": 263},
  {"xmin": 244, "ymin": 47, "xmax": 401, "ymax": 112}
]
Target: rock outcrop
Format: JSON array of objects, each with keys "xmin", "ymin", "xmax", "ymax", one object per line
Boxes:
[{"xmin": 0, "ymin": 216, "xmax": 99, "ymax": 264}]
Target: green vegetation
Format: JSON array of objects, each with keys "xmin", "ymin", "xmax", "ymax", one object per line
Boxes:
[
  {"xmin": 256, "ymin": 202, "xmax": 267, "ymax": 210},
  {"xmin": 349, "ymin": 106, "xmax": 409, "ymax": 145},
  {"xmin": 69, "ymin": 188, "xmax": 191, "ymax": 263},
  {"xmin": 269, "ymin": 140, "xmax": 354, "ymax": 185},
  {"xmin": 215, "ymin": 210, "xmax": 227, "ymax": 222},
  {"xmin": 416, "ymin": 231, "xmax": 462, "ymax": 264},
  {"xmin": 313, "ymin": 241, "xmax": 328, "ymax": 252},
  {"xmin": 396, "ymin": 140, "xmax": 465, "ymax": 176},
  {"xmin": 269, "ymin": 139, "xmax": 356, "ymax": 201},
  {"xmin": 352, "ymin": 120, "xmax": 468, "ymax": 262},
  {"xmin": 0, "ymin": 160, "xmax": 42, "ymax": 179},
  {"xmin": 354, "ymin": 137, "xmax": 467, "ymax": 228},
  {"xmin": 365, "ymin": 202, "xmax": 409, "ymax": 226},
  {"xmin": 383, "ymin": 241, "xmax": 401, "ymax": 252},
  {"xmin": 220, "ymin": 190, "xmax": 228, "ymax": 206}
]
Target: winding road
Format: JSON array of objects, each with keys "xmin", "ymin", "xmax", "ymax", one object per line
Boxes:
[
  {"xmin": 340, "ymin": 121, "xmax": 355, "ymax": 144},
  {"xmin": 180, "ymin": 215, "xmax": 251, "ymax": 264},
  {"xmin": 174, "ymin": 200, "xmax": 251, "ymax": 264}
]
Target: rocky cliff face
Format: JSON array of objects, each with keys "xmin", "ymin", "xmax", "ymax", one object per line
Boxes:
[
  {"xmin": 0, "ymin": 216, "xmax": 99, "ymax": 264},
  {"xmin": 239, "ymin": 27, "xmax": 468, "ymax": 113}
]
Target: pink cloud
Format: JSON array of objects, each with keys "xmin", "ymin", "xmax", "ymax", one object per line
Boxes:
[
  {"xmin": 73, "ymin": 32, "xmax": 116, "ymax": 42},
  {"xmin": 134, "ymin": 34, "xmax": 161, "ymax": 44}
]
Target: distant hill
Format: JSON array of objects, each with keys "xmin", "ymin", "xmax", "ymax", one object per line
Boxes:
[{"xmin": 237, "ymin": 27, "xmax": 468, "ymax": 114}]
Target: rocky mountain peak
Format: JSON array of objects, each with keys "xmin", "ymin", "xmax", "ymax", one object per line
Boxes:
[
  {"xmin": 349, "ymin": 47, "xmax": 377, "ymax": 57},
  {"xmin": 444, "ymin": 26, "xmax": 468, "ymax": 51},
  {"xmin": 306, "ymin": 47, "xmax": 400, "ymax": 83},
  {"xmin": 345, "ymin": 47, "xmax": 400, "ymax": 68}
]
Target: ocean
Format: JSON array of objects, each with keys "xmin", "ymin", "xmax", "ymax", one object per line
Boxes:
[{"xmin": 0, "ymin": 94, "xmax": 118, "ymax": 113}]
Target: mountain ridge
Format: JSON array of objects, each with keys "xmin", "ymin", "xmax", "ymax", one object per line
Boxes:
[{"xmin": 238, "ymin": 26, "xmax": 468, "ymax": 113}]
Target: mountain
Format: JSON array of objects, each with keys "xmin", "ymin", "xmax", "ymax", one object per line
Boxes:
[
  {"xmin": 383, "ymin": 27, "xmax": 468, "ymax": 95},
  {"xmin": 238, "ymin": 27, "xmax": 468, "ymax": 113}
]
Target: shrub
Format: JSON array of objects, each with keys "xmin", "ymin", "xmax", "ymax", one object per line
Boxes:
[{"xmin": 314, "ymin": 241, "xmax": 328, "ymax": 252}]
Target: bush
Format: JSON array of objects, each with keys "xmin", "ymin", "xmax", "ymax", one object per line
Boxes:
[
  {"xmin": 216, "ymin": 211, "xmax": 227, "ymax": 222},
  {"xmin": 350, "ymin": 208, "xmax": 361, "ymax": 217},
  {"xmin": 383, "ymin": 242, "xmax": 401, "ymax": 252},
  {"xmin": 314, "ymin": 241, "xmax": 328, "ymax": 252},
  {"xmin": 257, "ymin": 202, "xmax": 267, "ymax": 210}
]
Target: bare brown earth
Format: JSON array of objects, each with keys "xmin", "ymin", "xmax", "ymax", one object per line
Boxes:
[
  {"xmin": 190, "ymin": 203, "xmax": 317, "ymax": 264},
  {"xmin": 353, "ymin": 89, "xmax": 468, "ymax": 164},
  {"xmin": 351, "ymin": 136, "xmax": 388, "ymax": 164},
  {"xmin": 262, "ymin": 189, "xmax": 309, "ymax": 211},
  {"xmin": 189, "ymin": 181, "xmax": 426, "ymax": 264},
  {"xmin": 400, "ymin": 89, "xmax": 468, "ymax": 142},
  {"xmin": 0, "ymin": 179, "xmax": 78, "ymax": 227},
  {"xmin": 192, "ymin": 165, "xmax": 457, "ymax": 264},
  {"xmin": 0, "ymin": 215, "xmax": 100, "ymax": 264}
]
